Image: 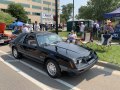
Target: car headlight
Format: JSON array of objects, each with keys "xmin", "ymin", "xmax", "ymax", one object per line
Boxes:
[{"xmin": 74, "ymin": 58, "xmax": 82, "ymax": 64}]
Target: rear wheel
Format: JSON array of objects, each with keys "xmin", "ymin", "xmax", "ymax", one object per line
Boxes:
[
  {"xmin": 12, "ymin": 47, "xmax": 22, "ymax": 59},
  {"xmin": 46, "ymin": 60, "xmax": 61, "ymax": 78}
]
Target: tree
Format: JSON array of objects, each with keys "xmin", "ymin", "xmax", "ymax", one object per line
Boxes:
[
  {"xmin": 7, "ymin": 3, "xmax": 28, "ymax": 22},
  {"xmin": 0, "ymin": 11, "xmax": 14, "ymax": 25},
  {"xmin": 77, "ymin": 0, "xmax": 120, "ymax": 20},
  {"xmin": 77, "ymin": 6, "xmax": 93, "ymax": 19},
  {"xmin": 60, "ymin": 14, "xmax": 66, "ymax": 23},
  {"xmin": 60, "ymin": 3, "xmax": 73, "ymax": 23}
]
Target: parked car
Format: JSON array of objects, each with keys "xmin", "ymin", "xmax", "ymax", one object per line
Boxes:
[
  {"xmin": 9, "ymin": 32, "xmax": 98, "ymax": 78},
  {"xmin": 112, "ymin": 27, "xmax": 120, "ymax": 40},
  {"xmin": 0, "ymin": 33, "xmax": 11, "ymax": 44},
  {"xmin": 0, "ymin": 23, "xmax": 12, "ymax": 44}
]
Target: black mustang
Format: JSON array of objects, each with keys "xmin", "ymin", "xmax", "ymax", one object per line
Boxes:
[{"xmin": 9, "ymin": 32, "xmax": 98, "ymax": 78}]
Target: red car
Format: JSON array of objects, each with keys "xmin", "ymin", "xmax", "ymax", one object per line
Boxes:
[
  {"xmin": 0, "ymin": 23, "xmax": 14, "ymax": 44},
  {"xmin": 0, "ymin": 33, "xmax": 12, "ymax": 44}
]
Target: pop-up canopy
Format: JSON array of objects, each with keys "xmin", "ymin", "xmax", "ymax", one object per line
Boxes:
[{"xmin": 104, "ymin": 7, "xmax": 120, "ymax": 18}]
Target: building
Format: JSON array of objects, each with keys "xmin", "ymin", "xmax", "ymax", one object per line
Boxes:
[{"xmin": 0, "ymin": 0, "xmax": 60, "ymax": 24}]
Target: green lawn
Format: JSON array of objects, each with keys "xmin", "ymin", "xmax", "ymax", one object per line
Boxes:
[
  {"xmin": 86, "ymin": 43, "xmax": 120, "ymax": 66},
  {"xmin": 58, "ymin": 31, "xmax": 70, "ymax": 37}
]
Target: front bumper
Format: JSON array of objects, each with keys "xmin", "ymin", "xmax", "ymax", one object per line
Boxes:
[
  {"xmin": 0, "ymin": 39, "xmax": 11, "ymax": 44},
  {"xmin": 63, "ymin": 57, "xmax": 98, "ymax": 74},
  {"xmin": 0, "ymin": 34, "xmax": 12, "ymax": 44}
]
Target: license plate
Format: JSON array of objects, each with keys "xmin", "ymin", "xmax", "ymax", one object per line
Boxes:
[{"xmin": 0, "ymin": 39, "xmax": 4, "ymax": 43}]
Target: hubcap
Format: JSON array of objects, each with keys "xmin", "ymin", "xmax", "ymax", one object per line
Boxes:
[
  {"xmin": 13, "ymin": 49, "xmax": 18, "ymax": 57},
  {"xmin": 47, "ymin": 62, "xmax": 56, "ymax": 76}
]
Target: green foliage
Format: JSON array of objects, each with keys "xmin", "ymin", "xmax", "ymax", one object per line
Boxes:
[
  {"xmin": 7, "ymin": 3, "xmax": 28, "ymax": 22},
  {"xmin": 60, "ymin": 3, "xmax": 73, "ymax": 23},
  {"xmin": 77, "ymin": 0, "xmax": 120, "ymax": 20},
  {"xmin": 87, "ymin": 43, "xmax": 120, "ymax": 66},
  {"xmin": 0, "ymin": 11, "xmax": 14, "ymax": 25}
]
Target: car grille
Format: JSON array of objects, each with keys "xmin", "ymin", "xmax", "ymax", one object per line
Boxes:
[{"xmin": 81, "ymin": 51, "xmax": 95, "ymax": 63}]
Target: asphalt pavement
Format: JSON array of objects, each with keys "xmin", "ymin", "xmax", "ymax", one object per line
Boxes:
[{"xmin": 0, "ymin": 45, "xmax": 120, "ymax": 90}]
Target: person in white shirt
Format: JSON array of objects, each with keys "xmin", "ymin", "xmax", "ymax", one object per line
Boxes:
[
  {"xmin": 67, "ymin": 30, "xmax": 77, "ymax": 43},
  {"xmin": 22, "ymin": 24, "xmax": 30, "ymax": 33},
  {"xmin": 93, "ymin": 21, "xmax": 100, "ymax": 38},
  {"xmin": 80, "ymin": 22, "xmax": 85, "ymax": 39},
  {"xmin": 29, "ymin": 23, "xmax": 33, "ymax": 32},
  {"xmin": 34, "ymin": 21, "xmax": 40, "ymax": 32}
]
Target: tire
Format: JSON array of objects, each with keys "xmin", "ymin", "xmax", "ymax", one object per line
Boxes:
[
  {"xmin": 45, "ymin": 60, "xmax": 61, "ymax": 78},
  {"xmin": 12, "ymin": 47, "xmax": 22, "ymax": 59}
]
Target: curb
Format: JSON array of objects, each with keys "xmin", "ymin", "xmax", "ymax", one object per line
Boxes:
[{"xmin": 97, "ymin": 60, "xmax": 120, "ymax": 71}]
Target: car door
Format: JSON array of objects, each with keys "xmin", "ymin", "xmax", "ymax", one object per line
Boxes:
[
  {"xmin": 16, "ymin": 34, "xmax": 28, "ymax": 55},
  {"xmin": 22, "ymin": 34, "xmax": 46, "ymax": 62}
]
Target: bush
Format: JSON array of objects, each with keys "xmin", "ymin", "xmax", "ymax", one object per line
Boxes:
[{"xmin": 0, "ymin": 11, "xmax": 14, "ymax": 25}]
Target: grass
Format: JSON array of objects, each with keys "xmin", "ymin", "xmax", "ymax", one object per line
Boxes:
[
  {"xmin": 58, "ymin": 31, "xmax": 81, "ymax": 37},
  {"xmin": 58, "ymin": 31, "xmax": 70, "ymax": 37},
  {"xmin": 86, "ymin": 43, "xmax": 120, "ymax": 66}
]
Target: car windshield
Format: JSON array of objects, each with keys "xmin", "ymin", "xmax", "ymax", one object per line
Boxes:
[{"xmin": 37, "ymin": 33, "xmax": 62, "ymax": 46}]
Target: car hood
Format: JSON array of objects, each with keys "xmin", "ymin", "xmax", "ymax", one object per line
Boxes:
[{"xmin": 44, "ymin": 42, "xmax": 91, "ymax": 59}]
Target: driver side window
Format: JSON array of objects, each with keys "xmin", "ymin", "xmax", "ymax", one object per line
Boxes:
[{"xmin": 24, "ymin": 35, "xmax": 37, "ymax": 46}]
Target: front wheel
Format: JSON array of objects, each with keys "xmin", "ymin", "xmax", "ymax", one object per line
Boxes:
[
  {"xmin": 12, "ymin": 47, "xmax": 22, "ymax": 59},
  {"xmin": 46, "ymin": 60, "xmax": 61, "ymax": 78}
]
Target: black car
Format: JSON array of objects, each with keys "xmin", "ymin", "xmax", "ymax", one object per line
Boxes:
[{"xmin": 9, "ymin": 32, "xmax": 98, "ymax": 78}]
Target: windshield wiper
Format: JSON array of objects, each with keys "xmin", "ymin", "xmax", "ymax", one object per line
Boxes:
[{"xmin": 42, "ymin": 43, "xmax": 56, "ymax": 46}]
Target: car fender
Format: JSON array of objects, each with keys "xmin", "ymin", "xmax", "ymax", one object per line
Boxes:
[
  {"xmin": 44, "ymin": 53, "xmax": 75, "ymax": 70},
  {"xmin": 44, "ymin": 53, "xmax": 59, "ymax": 64}
]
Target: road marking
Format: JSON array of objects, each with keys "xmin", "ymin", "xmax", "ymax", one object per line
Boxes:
[
  {"xmin": 0, "ymin": 57, "xmax": 52, "ymax": 90},
  {"xmin": 5, "ymin": 60, "xmax": 20, "ymax": 62},
  {"xmin": 20, "ymin": 60, "xmax": 81, "ymax": 90},
  {"xmin": 0, "ymin": 50, "xmax": 81, "ymax": 90}
]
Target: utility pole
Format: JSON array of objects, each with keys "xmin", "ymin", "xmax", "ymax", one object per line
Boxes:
[
  {"xmin": 72, "ymin": 0, "xmax": 75, "ymax": 30},
  {"xmin": 55, "ymin": 0, "xmax": 58, "ymax": 34}
]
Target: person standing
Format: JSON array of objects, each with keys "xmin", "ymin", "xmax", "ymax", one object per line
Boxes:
[
  {"xmin": 92, "ymin": 21, "xmax": 100, "ymax": 39},
  {"xmin": 34, "ymin": 21, "xmax": 40, "ymax": 32},
  {"xmin": 29, "ymin": 23, "xmax": 33, "ymax": 32},
  {"xmin": 103, "ymin": 22, "xmax": 108, "ymax": 32},
  {"xmin": 80, "ymin": 22, "xmax": 85, "ymax": 39},
  {"xmin": 22, "ymin": 24, "xmax": 30, "ymax": 33},
  {"xmin": 39, "ymin": 23, "xmax": 43, "ymax": 31},
  {"xmin": 107, "ymin": 22, "xmax": 114, "ymax": 34},
  {"xmin": 45, "ymin": 23, "xmax": 48, "ymax": 31}
]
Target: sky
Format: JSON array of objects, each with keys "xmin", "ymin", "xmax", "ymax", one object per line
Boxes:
[{"xmin": 60, "ymin": 0, "xmax": 89, "ymax": 15}]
